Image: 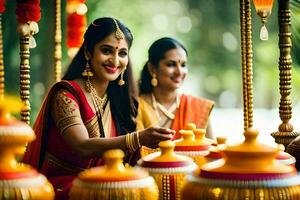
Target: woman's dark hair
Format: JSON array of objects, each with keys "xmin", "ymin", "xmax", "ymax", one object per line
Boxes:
[
  {"xmin": 62, "ymin": 17, "xmax": 137, "ymax": 133},
  {"xmin": 139, "ymin": 37, "xmax": 188, "ymax": 94}
]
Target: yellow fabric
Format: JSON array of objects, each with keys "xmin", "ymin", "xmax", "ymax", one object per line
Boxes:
[
  {"xmin": 136, "ymin": 94, "xmax": 214, "ymax": 140},
  {"xmin": 136, "ymin": 96, "xmax": 159, "ymax": 130}
]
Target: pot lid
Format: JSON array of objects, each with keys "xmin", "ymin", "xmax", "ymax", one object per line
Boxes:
[
  {"xmin": 78, "ymin": 149, "xmax": 149, "ymax": 182},
  {"xmin": 174, "ymin": 130, "xmax": 210, "ymax": 151},
  {"xmin": 139, "ymin": 140, "xmax": 194, "ymax": 168},
  {"xmin": 200, "ymin": 128, "xmax": 295, "ymax": 179}
]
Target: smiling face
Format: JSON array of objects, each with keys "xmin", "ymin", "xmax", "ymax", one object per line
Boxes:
[
  {"xmin": 151, "ymin": 47, "xmax": 188, "ymax": 91},
  {"xmin": 87, "ymin": 32, "xmax": 129, "ymax": 83}
]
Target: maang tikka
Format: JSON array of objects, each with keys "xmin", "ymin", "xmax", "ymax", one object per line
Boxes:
[{"xmin": 112, "ymin": 18, "xmax": 125, "ymax": 40}]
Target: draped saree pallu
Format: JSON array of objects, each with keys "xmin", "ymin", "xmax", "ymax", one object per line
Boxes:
[
  {"xmin": 137, "ymin": 94, "xmax": 214, "ymax": 140},
  {"xmin": 22, "ymin": 80, "xmax": 118, "ymax": 199}
]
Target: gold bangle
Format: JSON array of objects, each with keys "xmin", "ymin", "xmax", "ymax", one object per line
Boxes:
[
  {"xmin": 129, "ymin": 133, "xmax": 134, "ymax": 152},
  {"xmin": 126, "ymin": 131, "xmax": 142, "ymax": 152},
  {"xmin": 125, "ymin": 133, "xmax": 132, "ymax": 152},
  {"xmin": 133, "ymin": 131, "xmax": 140, "ymax": 150},
  {"xmin": 136, "ymin": 131, "xmax": 141, "ymax": 148}
]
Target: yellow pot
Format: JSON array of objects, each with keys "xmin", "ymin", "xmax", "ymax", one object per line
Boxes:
[
  {"xmin": 0, "ymin": 97, "xmax": 54, "ymax": 200},
  {"xmin": 174, "ymin": 130, "xmax": 210, "ymax": 167},
  {"xmin": 138, "ymin": 140, "xmax": 197, "ymax": 200},
  {"xmin": 70, "ymin": 149, "xmax": 158, "ymax": 200},
  {"xmin": 181, "ymin": 128, "xmax": 300, "ymax": 199}
]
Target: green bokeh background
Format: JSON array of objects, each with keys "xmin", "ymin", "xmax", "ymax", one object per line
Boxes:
[{"xmin": 2, "ymin": 0, "xmax": 300, "ymax": 124}]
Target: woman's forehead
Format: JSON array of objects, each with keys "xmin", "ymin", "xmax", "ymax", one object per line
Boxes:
[
  {"xmin": 96, "ymin": 33, "xmax": 129, "ymax": 49},
  {"xmin": 163, "ymin": 48, "xmax": 187, "ymax": 60}
]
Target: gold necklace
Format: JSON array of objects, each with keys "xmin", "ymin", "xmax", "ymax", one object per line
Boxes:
[{"xmin": 85, "ymin": 79, "xmax": 108, "ymax": 116}]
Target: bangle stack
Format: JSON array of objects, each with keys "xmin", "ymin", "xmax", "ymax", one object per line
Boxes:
[{"xmin": 125, "ymin": 131, "xmax": 142, "ymax": 152}]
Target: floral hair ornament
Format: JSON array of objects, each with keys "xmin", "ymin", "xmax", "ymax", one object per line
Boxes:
[{"xmin": 112, "ymin": 18, "xmax": 125, "ymax": 40}]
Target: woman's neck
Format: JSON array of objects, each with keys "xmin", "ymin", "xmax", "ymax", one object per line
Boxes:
[
  {"xmin": 152, "ymin": 87, "xmax": 178, "ymax": 107},
  {"xmin": 90, "ymin": 77, "xmax": 109, "ymax": 98}
]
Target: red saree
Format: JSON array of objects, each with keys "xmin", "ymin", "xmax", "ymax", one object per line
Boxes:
[{"xmin": 23, "ymin": 80, "xmax": 117, "ymax": 200}]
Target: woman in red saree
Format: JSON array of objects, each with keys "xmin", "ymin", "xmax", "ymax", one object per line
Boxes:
[
  {"xmin": 137, "ymin": 37, "xmax": 214, "ymax": 140},
  {"xmin": 23, "ymin": 18, "xmax": 174, "ymax": 200}
]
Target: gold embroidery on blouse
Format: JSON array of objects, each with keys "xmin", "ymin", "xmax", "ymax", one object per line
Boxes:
[
  {"xmin": 51, "ymin": 90, "xmax": 100, "ymax": 138},
  {"xmin": 51, "ymin": 90, "xmax": 82, "ymax": 134}
]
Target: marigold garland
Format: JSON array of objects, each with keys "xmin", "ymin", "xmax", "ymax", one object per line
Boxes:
[
  {"xmin": 66, "ymin": 0, "xmax": 87, "ymax": 48},
  {"xmin": 15, "ymin": 0, "xmax": 41, "ymax": 23},
  {"xmin": 0, "ymin": 0, "xmax": 5, "ymax": 14},
  {"xmin": 67, "ymin": 13, "xmax": 86, "ymax": 48}
]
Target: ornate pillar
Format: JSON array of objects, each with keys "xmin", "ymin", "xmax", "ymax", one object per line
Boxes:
[{"xmin": 271, "ymin": 0, "xmax": 300, "ymax": 149}]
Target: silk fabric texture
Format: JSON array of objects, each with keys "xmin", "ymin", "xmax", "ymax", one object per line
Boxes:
[
  {"xmin": 22, "ymin": 80, "xmax": 121, "ymax": 200},
  {"xmin": 136, "ymin": 94, "xmax": 214, "ymax": 140}
]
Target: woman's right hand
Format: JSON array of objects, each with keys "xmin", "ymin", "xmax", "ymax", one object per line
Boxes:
[{"xmin": 138, "ymin": 126, "xmax": 175, "ymax": 149}]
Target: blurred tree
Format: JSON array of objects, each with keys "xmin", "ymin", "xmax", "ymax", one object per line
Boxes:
[{"xmin": 1, "ymin": 0, "xmax": 300, "ymax": 122}]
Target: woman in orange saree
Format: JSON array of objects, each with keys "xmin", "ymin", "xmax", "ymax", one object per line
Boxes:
[
  {"xmin": 23, "ymin": 18, "xmax": 174, "ymax": 200},
  {"xmin": 137, "ymin": 37, "xmax": 214, "ymax": 140}
]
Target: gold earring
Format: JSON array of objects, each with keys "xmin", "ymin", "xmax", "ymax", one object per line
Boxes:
[
  {"xmin": 151, "ymin": 73, "xmax": 158, "ymax": 87},
  {"xmin": 82, "ymin": 59, "xmax": 94, "ymax": 77},
  {"xmin": 118, "ymin": 68, "xmax": 126, "ymax": 86}
]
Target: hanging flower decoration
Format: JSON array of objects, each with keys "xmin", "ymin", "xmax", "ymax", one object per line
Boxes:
[
  {"xmin": 15, "ymin": 0, "xmax": 41, "ymax": 23},
  {"xmin": 0, "ymin": 0, "xmax": 5, "ymax": 14},
  {"xmin": 66, "ymin": 0, "xmax": 87, "ymax": 58},
  {"xmin": 67, "ymin": 13, "xmax": 86, "ymax": 48},
  {"xmin": 15, "ymin": 0, "xmax": 41, "ymax": 48}
]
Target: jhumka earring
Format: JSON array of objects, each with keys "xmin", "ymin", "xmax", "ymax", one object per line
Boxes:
[
  {"xmin": 151, "ymin": 73, "xmax": 158, "ymax": 87},
  {"xmin": 81, "ymin": 59, "xmax": 93, "ymax": 78},
  {"xmin": 118, "ymin": 67, "xmax": 126, "ymax": 86}
]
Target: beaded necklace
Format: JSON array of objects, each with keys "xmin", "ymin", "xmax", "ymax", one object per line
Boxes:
[{"xmin": 85, "ymin": 79, "xmax": 108, "ymax": 137}]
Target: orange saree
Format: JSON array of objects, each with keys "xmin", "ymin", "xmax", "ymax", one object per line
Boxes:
[
  {"xmin": 172, "ymin": 94, "xmax": 214, "ymax": 139},
  {"xmin": 23, "ymin": 80, "xmax": 117, "ymax": 200}
]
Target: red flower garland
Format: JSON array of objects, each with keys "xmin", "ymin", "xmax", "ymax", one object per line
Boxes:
[
  {"xmin": 68, "ymin": 0, "xmax": 85, "ymax": 3},
  {"xmin": 67, "ymin": 13, "xmax": 86, "ymax": 48},
  {"xmin": 15, "ymin": 0, "xmax": 41, "ymax": 23},
  {"xmin": 66, "ymin": 0, "xmax": 87, "ymax": 48},
  {"xmin": 0, "ymin": 0, "xmax": 5, "ymax": 14}
]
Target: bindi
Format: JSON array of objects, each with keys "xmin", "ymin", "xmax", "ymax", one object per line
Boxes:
[{"xmin": 115, "ymin": 40, "xmax": 121, "ymax": 49}]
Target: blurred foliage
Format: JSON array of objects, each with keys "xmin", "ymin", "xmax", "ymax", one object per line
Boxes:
[{"xmin": 1, "ymin": 0, "xmax": 300, "ymax": 123}]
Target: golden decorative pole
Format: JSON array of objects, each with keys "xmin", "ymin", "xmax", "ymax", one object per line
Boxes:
[
  {"xmin": 16, "ymin": 0, "xmax": 41, "ymax": 124},
  {"xmin": 240, "ymin": 0, "xmax": 248, "ymax": 131},
  {"xmin": 54, "ymin": 0, "xmax": 62, "ymax": 82},
  {"xmin": 17, "ymin": 22, "xmax": 39, "ymax": 124},
  {"xmin": 240, "ymin": 0, "xmax": 254, "ymax": 131},
  {"xmin": 271, "ymin": 0, "xmax": 300, "ymax": 149},
  {"xmin": 0, "ymin": 14, "xmax": 4, "ymax": 100},
  {"xmin": 18, "ymin": 28, "xmax": 31, "ymax": 124}
]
